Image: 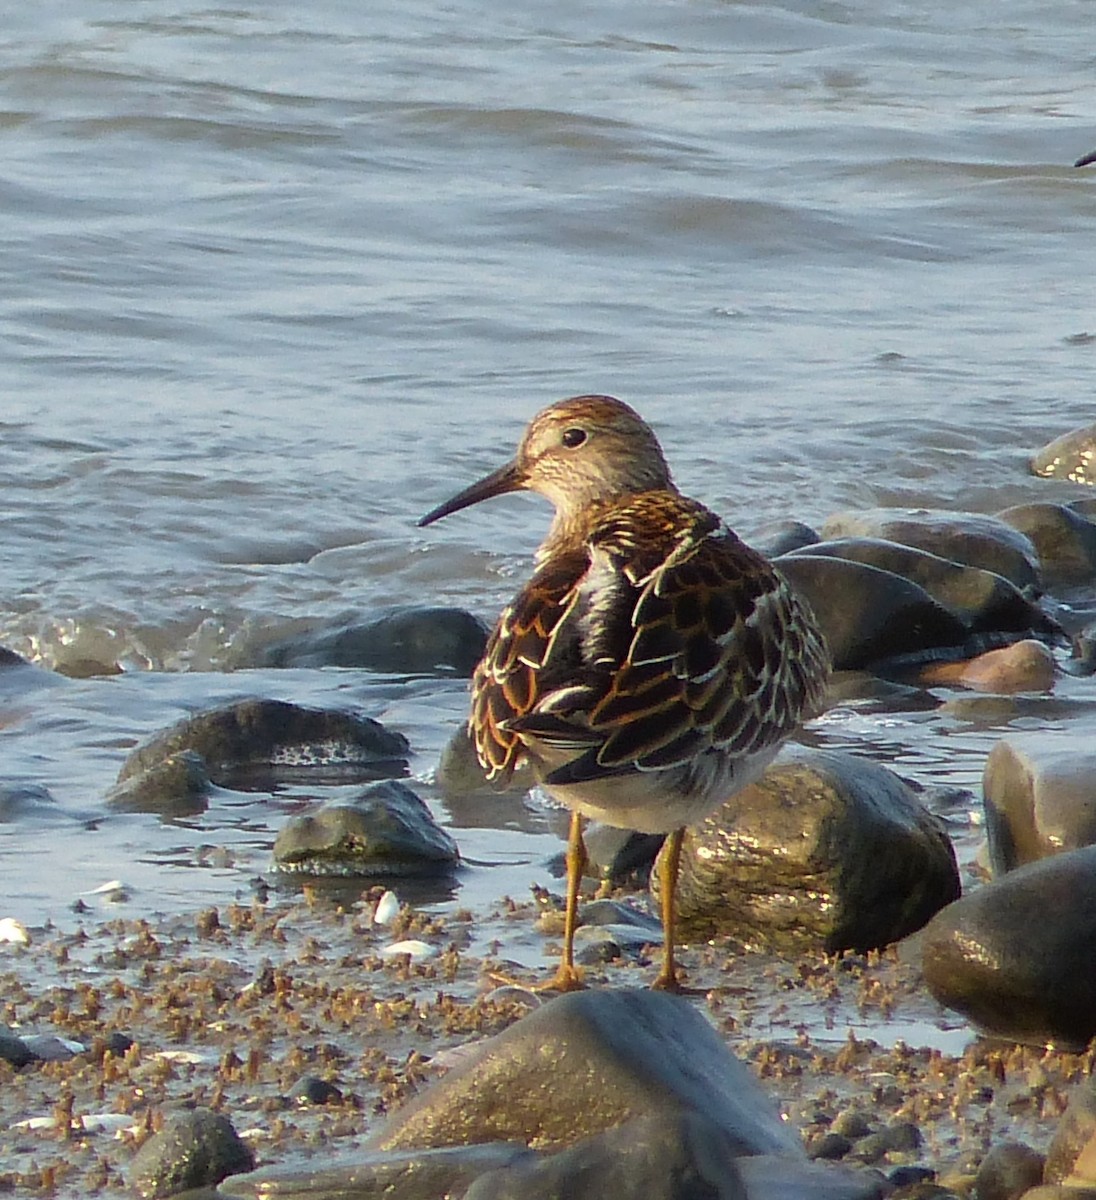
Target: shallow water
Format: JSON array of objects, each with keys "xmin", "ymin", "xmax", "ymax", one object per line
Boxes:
[{"xmin": 2, "ymin": 2, "xmax": 1095, "ymax": 1036}]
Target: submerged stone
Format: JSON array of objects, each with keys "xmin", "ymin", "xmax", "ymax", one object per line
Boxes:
[
  {"xmin": 118, "ymin": 698, "xmax": 409, "ymax": 789},
  {"xmin": 273, "ymin": 780, "xmax": 459, "ymax": 877}
]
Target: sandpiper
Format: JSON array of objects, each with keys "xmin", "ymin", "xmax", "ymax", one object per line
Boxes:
[{"xmin": 419, "ymin": 395, "xmax": 830, "ymax": 991}]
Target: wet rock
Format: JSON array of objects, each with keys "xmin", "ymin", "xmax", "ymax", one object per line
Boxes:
[
  {"xmin": 128, "ymin": 1107, "xmax": 255, "ymax": 1198},
  {"xmin": 921, "ymin": 845, "xmax": 1096, "ymax": 1048},
  {"xmin": 582, "ymin": 824, "xmax": 663, "ymax": 886},
  {"xmin": 748, "ymin": 518, "xmax": 821, "ymax": 558},
  {"xmin": 0, "ymin": 783, "xmax": 60, "ymax": 821},
  {"xmin": 369, "ymin": 988, "xmax": 801, "ymax": 1157},
  {"xmin": 258, "ymin": 606, "xmax": 488, "ymax": 676},
  {"xmin": 1031, "ymin": 421, "xmax": 1096, "ymax": 485},
  {"xmin": 915, "ymin": 639, "xmax": 1056, "ymax": 694},
  {"xmin": 435, "ymin": 724, "xmax": 534, "ymax": 797},
  {"xmin": 273, "ymin": 780, "xmax": 459, "ymax": 877},
  {"xmin": 464, "ymin": 1112, "xmax": 887, "ymax": 1200},
  {"xmin": 106, "ymin": 750, "xmax": 213, "ymax": 817},
  {"xmin": 775, "ymin": 554, "xmax": 969, "ymax": 671},
  {"xmin": 288, "ymin": 1074, "xmax": 344, "ymax": 1106},
  {"xmin": 790, "ymin": 537, "xmax": 1054, "ymax": 638},
  {"xmin": 0, "ymin": 1027, "xmax": 35, "ymax": 1068},
  {"xmin": 819, "ymin": 508, "xmax": 1041, "ymax": 594},
  {"xmin": 997, "ymin": 503, "xmax": 1096, "ymax": 590},
  {"xmin": 218, "ymin": 1144, "xmax": 534, "ymax": 1199},
  {"xmin": 118, "ymin": 698, "xmax": 409, "ymax": 789},
  {"xmin": 1045, "ymin": 1081, "xmax": 1096, "ymax": 1184},
  {"xmin": 973, "ymin": 1139, "xmax": 1045, "ymax": 1200},
  {"xmin": 662, "ymin": 748, "xmax": 960, "ymax": 954},
  {"xmin": 982, "ymin": 736, "xmax": 1096, "ymax": 873}
]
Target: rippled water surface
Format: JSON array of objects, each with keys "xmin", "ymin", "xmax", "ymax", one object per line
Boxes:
[{"xmin": 2, "ymin": 1, "xmax": 1096, "ymax": 961}]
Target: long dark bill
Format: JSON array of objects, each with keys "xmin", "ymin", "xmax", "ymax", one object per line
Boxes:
[{"xmin": 417, "ymin": 459, "xmax": 526, "ymax": 527}]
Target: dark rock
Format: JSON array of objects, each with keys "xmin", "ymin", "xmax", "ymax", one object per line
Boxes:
[
  {"xmin": 0, "ymin": 1027, "xmax": 35, "ymax": 1068},
  {"xmin": 973, "ymin": 1139, "xmax": 1045, "ymax": 1200},
  {"xmin": 106, "ymin": 750, "xmax": 212, "ymax": 817},
  {"xmin": 128, "ymin": 1107, "xmax": 255, "ymax": 1199},
  {"xmin": 288, "ymin": 1075, "xmax": 344, "ymax": 1106},
  {"xmin": 997, "ymin": 503, "xmax": 1096, "ymax": 590},
  {"xmin": 808, "ymin": 1133, "xmax": 853, "ymax": 1161},
  {"xmin": 1045, "ymin": 1082, "xmax": 1096, "ymax": 1184},
  {"xmin": 1031, "ymin": 422, "xmax": 1096, "ymax": 485},
  {"xmin": 790, "ymin": 537, "xmax": 1055, "ymax": 638},
  {"xmin": 661, "ymin": 749, "xmax": 960, "ymax": 954},
  {"xmin": 257, "ymin": 606, "xmax": 488, "ymax": 676},
  {"xmin": 921, "ymin": 845, "xmax": 1096, "ymax": 1048},
  {"xmin": 369, "ymin": 989, "xmax": 801, "ymax": 1157},
  {"xmin": 272, "ymin": 780, "xmax": 459, "ymax": 877},
  {"xmin": 888, "ymin": 1166, "xmax": 937, "ymax": 1188},
  {"xmin": 583, "ymin": 824, "xmax": 664, "ymax": 886},
  {"xmin": 982, "ymin": 736, "xmax": 1096, "ymax": 873},
  {"xmin": 775, "ymin": 555, "xmax": 970, "ymax": 671},
  {"xmin": 819, "ymin": 508, "xmax": 1041, "ymax": 594},
  {"xmin": 117, "ymin": 698, "xmax": 409, "ymax": 790},
  {"xmin": 217, "ymin": 1144, "xmax": 534, "ymax": 1199},
  {"xmin": 747, "ymin": 519, "xmax": 821, "ymax": 559}
]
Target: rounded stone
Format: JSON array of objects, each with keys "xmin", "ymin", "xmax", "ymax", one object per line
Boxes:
[
  {"xmin": 997, "ymin": 502, "xmax": 1096, "ymax": 590},
  {"xmin": 982, "ymin": 735, "xmax": 1096, "ymax": 873},
  {"xmin": 1030, "ymin": 421, "xmax": 1096, "ymax": 485},
  {"xmin": 973, "ymin": 1140, "xmax": 1045, "ymax": 1200},
  {"xmin": 273, "ymin": 779, "xmax": 459, "ymax": 877},
  {"xmin": 661, "ymin": 748, "xmax": 960, "ymax": 954},
  {"xmin": 921, "ymin": 845, "xmax": 1096, "ymax": 1049},
  {"xmin": 128, "ymin": 1107, "xmax": 255, "ymax": 1199},
  {"xmin": 819, "ymin": 508, "xmax": 1040, "ymax": 594}
]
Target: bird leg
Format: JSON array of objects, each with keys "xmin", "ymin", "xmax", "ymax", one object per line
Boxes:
[
  {"xmin": 652, "ymin": 825, "xmax": 687, "ymax": 992},
  {"xmin": 539, "ymin": 810, "xmax": 587, "ymax": 992}
]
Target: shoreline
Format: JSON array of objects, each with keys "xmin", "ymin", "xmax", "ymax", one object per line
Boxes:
[{"xmin": 1, "ymin": 887, "xmax": 1090, "ymax": 1197}]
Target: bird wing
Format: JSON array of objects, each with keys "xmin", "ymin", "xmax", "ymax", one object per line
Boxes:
[
  {"xmin": 538, "ymin": 503, "xmax": 828, "ymax": 788},
  {"xmin": 470, "ymin": 546, "xmax": 591, "ymax": 781}
]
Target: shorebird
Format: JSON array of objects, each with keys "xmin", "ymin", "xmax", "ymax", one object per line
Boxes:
[{"xmin": 419, "ymin": 395, "xmax": 829, "ymax": 991}]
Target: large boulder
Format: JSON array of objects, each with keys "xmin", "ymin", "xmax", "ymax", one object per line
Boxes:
[
  {"xmin": 661, "ymin": 748, "xmax": 960, "ymax": 954},
  {"xmin": 921, "ymin": 845, "xmax": 1096, "ymax": 1049},
  {"xmin": 819, "ymin": 508, "xmax": 1041, "ymax": 594},
  {"xmin": 369, "ymin": 988, "xmax": 801, "ymax": 1158}
]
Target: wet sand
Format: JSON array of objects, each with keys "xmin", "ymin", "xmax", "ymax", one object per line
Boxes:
[{"xmin": 0, "ymin": 887, "xmax": 1091, "ymax": 1196}]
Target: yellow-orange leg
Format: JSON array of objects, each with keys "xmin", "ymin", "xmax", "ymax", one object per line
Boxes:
[
  {"xmin": 652, "ymin": 826, "xmax": 686, "ymax": 992},
  {"xmin": 540, "ymin": 810, "xmax": 587, "ymax": 992}
]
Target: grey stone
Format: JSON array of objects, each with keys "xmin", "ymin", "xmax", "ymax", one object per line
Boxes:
[
  {"xmin": 973, "ymin": 1139, "xmax": 1045, "ymax": 1200},
  {"xmin": 983, "ymin": 735, "xmax": 1096, "ymax": 873},
  {"xmin": 106, "ymin": 750, "xmax": 212, "ymax": 817},
  {"xmin": 819, "ymin": 508, "xmax": 1040, "ymax": 594},
  {"xmin": 258, "ymin": 606, "xmax": 488, "ymax": 676},
  {"xmin": 997, "ymin": 502, "xmax": 1096, "ymax": 590},
  {"xmin": 273, "ymin": 780, "xmax": 458, "ymax": 878},
  {"xmin": 369, "ymin": 989, "xmax": 801, "ymax": 1158},
  {"xmin": 1045, "ymin": 1082, "xmax": 1096, "ymax": 1184},
  {"xmin": 662, "ymin": 748, "xmax": 959, "ymax": 954},
  {"xmin": 775, "ymin": 555, "xmax": 968, "ymax": 671},
  {"xmin": 118, "ymin": 698, "xmax": 409, "ymax": 789},
  {"xmin": 217, "ymin": 1144, "xmax": 530, "ymax": 1198},
  {"xmin": 921, "ymin": 845, "xmax": 1096, "ymax": 1049},
  {"xmin": 790, "ymin": 537, "xmax": 1054, "ymax": 638},
  {"xmin": 128, "ymin": 1107, "xmax": 254, "ymax": 1199}
]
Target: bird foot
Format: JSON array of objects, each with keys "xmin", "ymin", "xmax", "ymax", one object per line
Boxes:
[
  {"xmin": 651, "ymin": 971, "xmax": 706, "ymax": 997},
  {"xmin": 484, "ymin": 963, "xmax": 587, "ymax": 994}
]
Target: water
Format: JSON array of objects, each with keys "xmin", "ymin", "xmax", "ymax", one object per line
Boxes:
[{"xmin": 1, "ymin": 0, "xmax": 1095, "ymax": 932}]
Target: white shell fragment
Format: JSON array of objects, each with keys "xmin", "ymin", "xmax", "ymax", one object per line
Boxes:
[
  {"xmin": 380, "ymin": 939, "xmax": 438, "ymax": 961},
  {"xmin": 372, "ymin": 889, "xmax": 400, "ymax": 926},
  {"xmin": 0, "ymin": 918, "xmax": 30, "ymax": 945}
]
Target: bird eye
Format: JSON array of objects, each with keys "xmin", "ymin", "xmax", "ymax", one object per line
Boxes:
[{"xmin": 561, "ymin": 427, "xmax": 587, "ymax": 448}]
